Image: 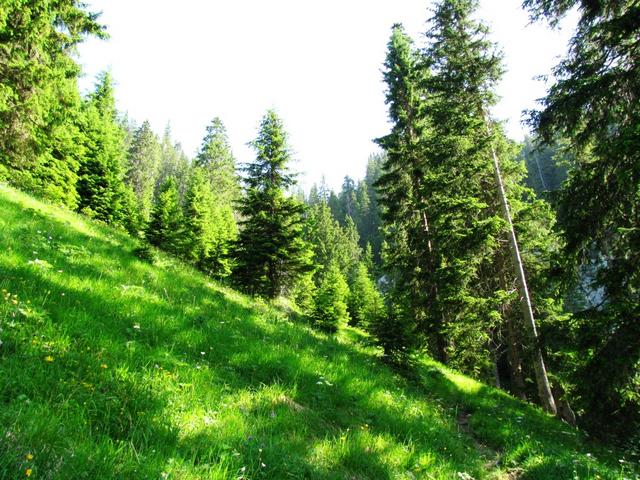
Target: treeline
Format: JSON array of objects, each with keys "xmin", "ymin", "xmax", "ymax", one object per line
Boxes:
[
  {"xmin": 1, "ymin": 0, "xmax": 637, "ymax": 449},
  {"xmin": 0, "ymin": 1, "xmax": 383, "ymax": 335}
]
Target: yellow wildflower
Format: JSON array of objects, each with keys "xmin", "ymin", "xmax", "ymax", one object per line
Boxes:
[
  {"xmin": 26, "ymin": 453, "xmax": 33, "ymax": 461},
  {"xmin": 44, "ymin": 356, "xmax": 54, "ymax": 363}
]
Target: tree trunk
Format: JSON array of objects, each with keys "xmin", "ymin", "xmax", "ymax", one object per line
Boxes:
[{"xmin": 486, "ymin": 119, "xmax": 557, "ymax": 415}]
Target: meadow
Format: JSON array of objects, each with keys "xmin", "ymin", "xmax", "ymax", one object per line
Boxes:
[{"xmin": 0, "ymin": 184, "xmax": 635, "ymax": 479}]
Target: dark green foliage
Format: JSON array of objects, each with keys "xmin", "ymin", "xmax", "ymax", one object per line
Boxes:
[
  {"xmin": 368, "ymin": 296, "xmax": 414, "ymax": 367},
  {"xmin": 125, "ymin": 120, "xmax": 161, "ymax": 223},
  {"xmin": 374, "ymin": 23, "xmax": 435, "ymax": 362},
  {"xmin": 524, "ymin": 0, "xmax": 640, "ymax": 441},
  {"xmin": 146, "ymin": 177, "xmax": 183, "ymax": 255},
  {"xmin": 76, "ymin": 72, "xmax": 128, "ymax": 225},
  {"xmin": 233, "ymin": 111, "xmax": 312, "ymax": 298},
  {"xmin": 0, "ymin": 0, "xmax": 104, "ymax": 207},
  {"xmin": 312, "ymin": 263, "xmax": 350, "ymax": 333}
]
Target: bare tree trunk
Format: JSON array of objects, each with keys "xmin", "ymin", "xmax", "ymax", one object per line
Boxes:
[{"xmin": 486, "ymin": 119, "xmax": 557, "ymax": 415}]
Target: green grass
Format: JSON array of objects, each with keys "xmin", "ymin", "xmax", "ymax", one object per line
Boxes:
[{"xmin": 0, "ymin": 183, "xmax": 636, "ymax": 480}]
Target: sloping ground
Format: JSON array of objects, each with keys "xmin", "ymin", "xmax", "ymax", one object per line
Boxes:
[{"xmin": 0, "ymin": 184, "xmax": 635, "ymax": 480}]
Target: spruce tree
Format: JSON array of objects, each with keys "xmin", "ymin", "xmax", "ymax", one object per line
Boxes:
[
  {"xmin": 76, "ymin": 72, "xmax": 128, "ymax": 225},
  {"xmin": 156, "ymin": 125, "xmax": 190, "ymax": 202},
  {"xmin": 421, "ymin": 0, "xmax": 557, "ymax": 410},
  {"xmin": 183, "ymin": 167, "xmax": 237, "ymax": 277},
  {"xmin": 375, "ymin": 23, "xmax": 437, "ymax": 361},
  {"xmin": 0, "ymin": 0, "xmax": 104, "ymax": 206},
  {"xmin": 347, "ymin": 263, "xmax": 385, "ymax": 328},
  {"xmin": 146, "ymin": 177, "xmax": 183, "ymax": 255},
  {"xmin": 312, "ymin": 263, "xmax": 350, "ymax": 333},
  {"xmin": 194, "ymin": 117, "xmax": 240, "ymax": 205},
  {"xmin": 232, "ymin": 110, "xmax": 312, "ymax": 298},
  {"xmin": 125, "ymin": 120, "xmax": 161, "ymax": 223}
]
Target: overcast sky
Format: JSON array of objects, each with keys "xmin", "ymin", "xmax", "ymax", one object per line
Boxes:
[{"xmin": 76, "ymin": 0, "xmax": 576, "ymax": 191}]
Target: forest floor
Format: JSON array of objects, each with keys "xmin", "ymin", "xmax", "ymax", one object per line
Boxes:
[{"xmin": 0, "ymin": 183, "xmax": 636, "ymax": 479}]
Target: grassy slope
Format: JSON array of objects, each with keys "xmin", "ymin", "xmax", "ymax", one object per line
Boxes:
[{"xmin": 0, "ymin": 184, "xmax": 635, "ymax": 480}]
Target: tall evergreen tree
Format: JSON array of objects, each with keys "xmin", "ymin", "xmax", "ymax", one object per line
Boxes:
[
  {"xmin": 156, "ymin": 125, "xmax": 190, "ymax": 202},
  {"xmin": 232, "ymin": 110, "xmax": 312, "ymax": 298},
  {"xmin": 421, "ymin": 0, "xmax": 556, "ymax": 411},
  {"xmin": 194, "ymin": 117, "xmax": 240, "ymax": 205},
  {"xmin": 375, "ymin": 23, "xmax": 435, "ymax": 360},
  {"xmin": 146, "ymin": 177, "xmax": 183, "ymax": 255},
  {"xmin": 374, "ymin": 3, "xmax": 561, "ymax": 412},
  {"xmin": 183, "ymin": 167, "xmax": 237, "ymax": 277},
  {"xmin": 76, "ymin": 72, "xmax": 128, "ymax": 225},
  {"xmin": 125, "ymin": 120, "xmax": 161, "ymax": 223}
]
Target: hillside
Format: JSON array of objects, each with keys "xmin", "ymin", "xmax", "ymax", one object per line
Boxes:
[{"xmin": 0, "ymin": 184, "xmax": 634, "ymax": 479}]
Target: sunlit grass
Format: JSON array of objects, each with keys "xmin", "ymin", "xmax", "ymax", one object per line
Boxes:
[{"xmin": 0, "ymin": 184, "xmax": 635, "ymax": 479}]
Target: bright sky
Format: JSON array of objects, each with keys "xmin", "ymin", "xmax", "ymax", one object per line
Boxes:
[{"xmin": 76, "ymin": 1, "xmax": 576, "ymax": 191}]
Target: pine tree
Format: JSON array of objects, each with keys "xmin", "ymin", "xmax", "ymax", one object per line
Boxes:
[
  {"xmin": 125, "ymin": 120, "xmax": 161, "ymax": 223},
  {"xmin": 146, "ymin": 177, "xmax": 183, "ymax": 255},
  {"xmin": 232, "ymin": 110, "xmax": 312, "ymax": 298},
  {"xmin": 76, "ymin": 72, "xmax": 128, "ymax": 225}
]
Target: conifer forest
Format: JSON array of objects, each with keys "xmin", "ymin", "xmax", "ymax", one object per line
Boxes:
[{"xmin": 0, "ymin": 1, "xmax": 638, "ymax": 478}]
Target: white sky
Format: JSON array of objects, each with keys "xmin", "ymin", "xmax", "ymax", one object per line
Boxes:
[{"xmin": 76, "ymin": 1, "xmax": 576, "ymax": 192}]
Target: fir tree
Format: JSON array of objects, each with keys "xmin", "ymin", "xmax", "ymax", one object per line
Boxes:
[
  {"xmin": 232, "ymin": 110, "xmax": 312, "ymax": 298},
  {"xmin": 312, "ymin": 263, "xmax": 350, "ymax": 333},
  {"xmin": 194, "ymin": 117, "xmax": 240, "ymax": 205},
  {"xmin": 183, "ymin": 167, "xmax": 237, "ymax": 277},
  {"xmin": 125, "ymin": 120, "xmax": 161, "ymax": 223},
  {"xmin": 156, "ymin": 125, "xmax": 190, "ymax": 202},
  {"xmin": 146, "ymin": 177, "xmax": 183, "ymax": 255},
  {"xmin": 347, "ymin": 263, "xmax": 385, "ymax": 328},
  {"xmin": 0, "ymin": 0, "xmax": 104, "ymax": 206},
  {"xmin": 76, "ymin": 72, "xmax": 128, "ymax": 225},
  {"xmin": 375, "ymin": 23, "xmax": 436, "ymax": 361}
]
